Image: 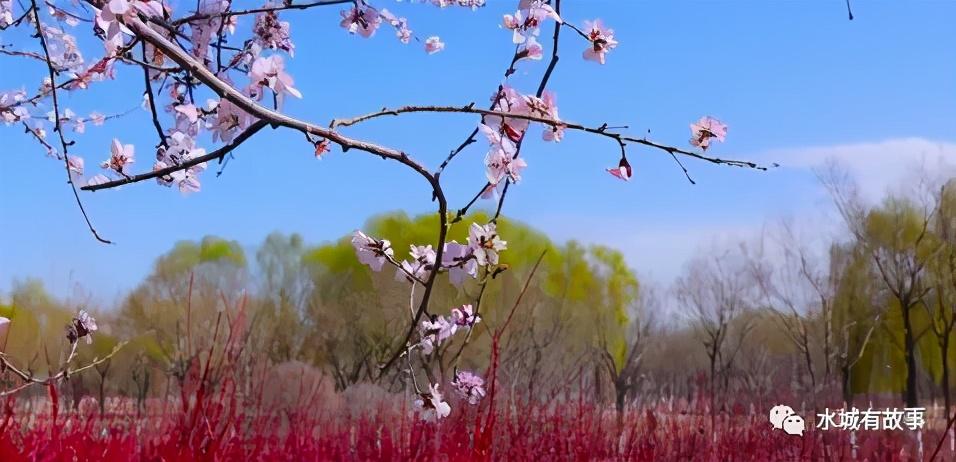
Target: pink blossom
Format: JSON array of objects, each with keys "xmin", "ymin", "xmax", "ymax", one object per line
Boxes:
[
  {"xmin": 480, "ymin": 115, "xmax": 526, "ymax": 184},
  {"xmin": 689, "ymin": 116, "xmax": 728, "ymax": 150},
  {"xmin": 175, "ymin": 174, "xmax": 202, "ymax": 194},
  {"xmin": 101, "ymin": 138, "xmax": 134, "ymax": 173},
  {"xmin": 189, "ymin": 19, "xmax": 215, "ymax": 62},
  {"xmin": 526, "ymin": 90, "xmax": 563, "ymax": 142},
  {"xmin": 72, "ymin": 117, "xmax": 86, "ymax": 134},
  {"xmin": 210, "ymin": 99, "xmax": 253, "ymax": 143},
  {"xmin": 380, "ymin": 9, "xmax": 412, "ymax": 44},
  {"xmin": 188, "ymin": 0, "xmax": 231, "ymax": 64},
  {"xmin": 340, "ymin": 3, "xmax": 381, "ymax": 38},
  {"xmin": 48, "ymin": 5, "xmax": 80, "ymax": 27},
  {"xmin": 174, "ymin": 103, "xmax": 202, "ymax": 135},
  {"xmin": 89, "ymin": 112, "xmax": 106, "ymax": 126},
  {"xmin": 154, "ymin": 131, "xmax": 207, "ymax": 194},
  {"xmin": 0, "ymin": 316, "xmax": 9, "ymax": 352},
  {"xmin": 94, "ymin": 0, "xmax": 133, "ymax": 53},
  {"xmin": 68, "ymin": 309, "xmax": 98, "ymax": 345},
  {"xmin": 478, "ymin": 123, "xmax": 516, "ymax": 150},
  {"xmin": 519, "ymin": 36, "xmax": 544, "ymax": 61},
  {"xmin": 431, "ymin": 0, "xmax": 485, "ymax": 8},
  {"xmin": 3, "ymin": 107, "xmax": 28, "ymax": 125},
  {"xmin": 486, "ymin": 86, "xmax": 531, "ymax": 141},
  {"xmin": 249, "ymin": 55, "xmax": 302, "ymax": 99},
  {"xmin": 451, "ymin": 304, "xmax": 480, "ymax": 328},
  {"xmin": 131, "ymin": 0, "xmax": 164, "ymax": 18},
  {"xmin": 42, "ymin": 26, "xmax": 84, "ymax": 72},
  {"xmin": 419, "ymin": 315, "xmax": 457, "ymax": 355},
  {"xmin": 468, "ymin": 223, "xmax": 507, "ymax": 266},
  {"xmin": 452, "ymin": 370, "xmax": 486, "ymax": 405},
  {"xmin": 254, "ymin": 9, "xmax": 294, "ymax": 56},
  {"xmin": 396, "ymin": 244, "xmax": 436, "ymax": 283},
  {"xmin": 1, "ymin": 0, "xmax": 13, "ymax": 27},
  {"xmin": 479, "ymin": 183, "xmax": 498, "ymax": 200},
  {"xmin": 174, "ymin": 104, "xmax": 200, "ymax": 124},
  {"xmin": 503, "ymin": 1, "xmax": 562, "ymax": 44},
  {"xmin": 86, "ymin": 174, "xmax": 110, "ymax": 187},
  {"xmin": 1, "ymin": 99, "xmax": 29, "ymax": 125},
  {"xmin": 103, "ymin": 0, "xmax": 128, "ymax": 17},
  {"xmin": 414, "ymin": 383, "xmax": 451, "ymax": 421},
  {"xmin": 606, "ymin": 156, "xmax": 633, "ymax": 181},
  {"xmin": 67, "ymin": 155, "xmax": 84, "ymax": 176},
  {"xmin": 153, "ymin": 160, "xmax": 203, "ymax": 194},
  {"xmin": 424, "ymin": 36, "xmax": 445, "ymax": 54},
  {"xmin": 314, "ymin": 139, "xmax": 331, "ymax": 158},
  {"xmin": 583, "ymin": 19, "xmax": 618, "ymax": 64},
  {"xmin": 47, "ymin": 108, "xmax": 86, "ymax": 133},
  {"xmin": 442, "ymin": 241, "xmax": 478, "ymax": 287},
  {"xmin": 485, "ymin": 147, "xmax": 527, "ymax": 185},
  {"xmin": 351, "ymin": 230, "xmax": 393, "ymax": 272}
]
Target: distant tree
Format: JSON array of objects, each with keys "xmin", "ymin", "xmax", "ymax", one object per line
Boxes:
[{"xmin": 677, "ymin": 251, "xmax": 755, "ymax": 437}]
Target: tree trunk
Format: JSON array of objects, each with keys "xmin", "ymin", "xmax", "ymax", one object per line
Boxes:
[
  {"xmin": 709, "ymin": 352, "xmax": 717, "ymax": 439},
  {"xmin": 943, "ymin": 336, "xmax": 951, "ymax": 416},
  {"xmin": 841, "ymin": 363, "xmax": 853, "ymax": 407},
  {"xmin": 594, "ymin": 364, "xmax": 603, "ymax": 403},
  {"xmin": 903, "ymin": 303, "xmax": 919, "ymax": 407},
  {"xmin": 98, "ymin": 377, "xmax": 107, "ymax": 416},
  {"xmin": 615, "ymin": 380, "xmax": 627, "ymax": 415}
]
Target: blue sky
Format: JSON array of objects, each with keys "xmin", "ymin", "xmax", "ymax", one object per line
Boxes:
[{"xmin": 1, "ymin": 0, "xmax": 955, "ymax": 304}]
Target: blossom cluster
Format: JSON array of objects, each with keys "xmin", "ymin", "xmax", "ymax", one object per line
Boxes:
[
  {"xmin": 1, "ymin": 0, "xmax": 13, "ymax": 27},
  {"xmin": 419, "ymin": 304, "xmax": 480, "ymax": 354},
  {"xmin": 1, "ymin": 0, "xmax": 738, "ymax": 199},
  {"xmin": 413, "ymin": 304, "xmax": 484, "ymax": 419},
  {"xmin": 411, "ymin": 368, "xmax": 487, "ymax": 421},
  {"xmin": 350, "ymin": 222, "xmax": 506, "ymax": 420},
  {"xmin": 477, "ymin": 85, "xmax": 567, "ymax": 194},
  {"xmin": 351, "ymin": 222, "xmax": 506, "ymax": 287}
]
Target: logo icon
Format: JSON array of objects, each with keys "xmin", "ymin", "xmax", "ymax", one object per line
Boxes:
[
  {"xmin": 769, "ymin": 404, "xmax": 804, "ymax": 436},
  {"xmin": 782, "ymin": 414, "xmax": 806, "ymax": 436},
  {"xmin": 769, "ymin": 404, "xmax": 795, "ymax": 430}
]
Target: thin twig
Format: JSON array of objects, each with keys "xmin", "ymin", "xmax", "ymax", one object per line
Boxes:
[
  {"xmin": 332, "ymin": 104, "xmax": 764, "ymax": 171},
  {"xmin": 141, "ymin": 42, "xmax": 168, "ymax": 148},
  {"xmin": 83, "ymin": 120, "xmax": 269, "ymax": 191},
  {"xmin": 30, "ymin": 0, "xmax": 112, "ymax": 244},
  {"xmin": 172, "ymin": 0, "xmax": 353, "ymax": 26}
]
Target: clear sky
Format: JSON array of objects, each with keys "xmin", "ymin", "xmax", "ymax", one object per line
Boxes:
[{"xmin": 1, "ymin": 0, "xmax": 955, "ymax": 305}]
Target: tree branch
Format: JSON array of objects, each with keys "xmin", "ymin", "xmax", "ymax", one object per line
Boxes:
[
  {"xmin": 119, "ymin": 13, "xmax": 436, "ymax": 183},
  {"xmin": 82, "ymin": 120, "xmax": 269, "ymax": 191},
  {"xmin": 331, "ymin": 104, "xmax": 766, "ymax": 172},
  {"xmin": 30, "ymin": 0, "xmax": 112, "ymax": 244}
]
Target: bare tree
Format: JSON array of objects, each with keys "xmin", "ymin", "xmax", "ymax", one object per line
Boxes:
[
  {"xmin": 745, "ymin": 222, "xmax": 846, "ymax": 404},
  {"xmin": 676, "ymin": 251, "xmax": 754, "ymax": 436},
  {"xmin": 598, "ymin": 285, "xmax": 656, "ymax": 416}
]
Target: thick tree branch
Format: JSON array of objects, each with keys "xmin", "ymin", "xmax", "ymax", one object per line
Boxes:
[{"xmin": 115, "ymin": 14, "xmax": 437, "ymax": 186}]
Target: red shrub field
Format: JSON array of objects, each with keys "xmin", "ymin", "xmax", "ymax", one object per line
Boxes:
[{"xmin": 0, "ymin": 390, "xmax": 945, "ymax": 461}]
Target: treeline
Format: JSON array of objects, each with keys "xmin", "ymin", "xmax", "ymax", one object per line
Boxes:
[
  {"xmin": 0, "ymin": 211, "xmax": 639, "ymax": 412},
  {"xmin": 3, "ymin": 173, "xmax": 956, "ymax": 417}
]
